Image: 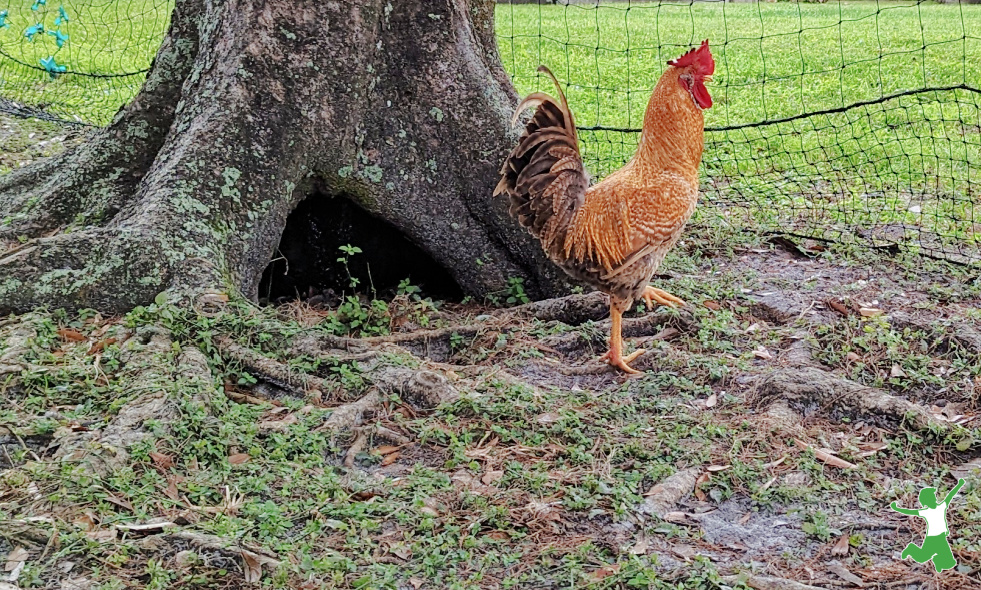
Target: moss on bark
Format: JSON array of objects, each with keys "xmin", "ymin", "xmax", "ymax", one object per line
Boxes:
[{"xmin": 0, "ymin": 0, "xmax": 571, "ymax": 315}]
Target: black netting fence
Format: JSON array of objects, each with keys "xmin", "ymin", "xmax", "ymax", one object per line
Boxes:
[
  {"xmin": 0, "ymin": 0, "xmax": 977, "ymax": 264},
  {"xmin": 499, "ymin": 0, "xmax": 981, "ymax": 265},
  {"xmin": 0, "ymin": 0, "xmax": 171, "ymax": 125}
]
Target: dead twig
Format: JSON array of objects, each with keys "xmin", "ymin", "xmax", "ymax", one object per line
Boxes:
[{"xmin": 794, "ymin": 439, "xmax": 857, "ymax": 470}]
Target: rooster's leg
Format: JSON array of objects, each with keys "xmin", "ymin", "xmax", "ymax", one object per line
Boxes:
[
  {"xmin": 641, "ymin": 286, "xmax": 686, "ymax": 311},
  {"xmin": 597, "ymin": 305, "xmax": 644, "ymax": 374}
]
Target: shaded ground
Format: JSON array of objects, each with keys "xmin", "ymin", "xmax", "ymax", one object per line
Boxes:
[{"xmin": 2, "ymin": 213, "xmax": 980, "ymax": 589}]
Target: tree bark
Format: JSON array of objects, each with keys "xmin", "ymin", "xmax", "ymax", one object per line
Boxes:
[{"xmin": 0, "ymin": 0, "xmax": 570, "ymax": 314}]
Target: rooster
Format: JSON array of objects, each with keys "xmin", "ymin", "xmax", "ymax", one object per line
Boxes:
[{"xmin": 496, "ymin": 40, "xmax": 715, "ymax": 373}]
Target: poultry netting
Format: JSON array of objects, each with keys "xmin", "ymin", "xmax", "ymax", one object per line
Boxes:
[
  {"xmin": 0, "ymin": 0, "xmax": 170, "ymax": 124},
  {"xmin": 500, "ymin": 0, "xmax": 980, "ymax": 265},
  {"xmin": 0, "ymin": 0, "xmax": 978, "ymax": 264}
]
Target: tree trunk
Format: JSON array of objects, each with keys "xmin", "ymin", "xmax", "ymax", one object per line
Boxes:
[{"xmin": 0, "ymin": 0, "xmax": 571, "ymax": 314}]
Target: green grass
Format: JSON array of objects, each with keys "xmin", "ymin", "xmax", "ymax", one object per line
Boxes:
[
  {"xmin": 497, "ymin": 1, "xmax": 981, "ymax": 258},
  {"xmin": 0, "ymin": 1, "xmax": 977, "ymax": 258},
  {"xmin": 498, "ymin": 1, "xmax": 981, "ymax": 129},
  {"xmin": 2, "ymin": 243, "xmax": 981, "ymax": 588},
  {"xmin": 0, "ymin": 0, "xmax": 171, "ymax": 123}
]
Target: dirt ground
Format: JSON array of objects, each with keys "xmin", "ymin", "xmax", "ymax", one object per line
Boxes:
[
  {"xmin": 2, "ymin": 224, "xmax": 980, "ymax": 590},
  {"xmin": 2, "ymin": 110, "xmax": 981, "ymax": 590}
]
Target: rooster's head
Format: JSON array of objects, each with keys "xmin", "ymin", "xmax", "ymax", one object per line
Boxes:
[{"xmin": 667, "ymin": 40, "xmax": 714, "ymax": 110}]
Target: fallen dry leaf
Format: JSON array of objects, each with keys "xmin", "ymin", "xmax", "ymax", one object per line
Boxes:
[
  {"xmin": 73, "ymin": 513, "xmax": 96, "ymax": 532},
  {"xmin": 854, "ymin": 441, "xmax": 888, "ymax": 458},
  {"xmin": 536, "ymin": 412, "xmax": 560, "ymax": 424},
  {"xmin": 162, "ymin": 477, "xmax": 180, "ymax": 501},
  {"xmin": 84, "ymin": 528, "xmax": 117, "ymax": 543},
  {"xmin": 752, "ymin": 346, "xmax": 773, "ymax": 360},
  {"xmin": 702, "ymin": 300, "xmax": 721, "ymax": 310},
  {"xmin": 258, "ymin": 414, "xmax": 298, "ymax": 431},
  {"xmin": 4, "ymin": 546, "xmax": 29, "ymax": 572},
  {"xmin": 831, "ymin": 532, "xmax": 850, "ymax": 556},
  {"xmin": 104, "ymin": 494, "xmax": 134, "ymax": 512},
  {"xmin": 380, "ymin": 452, "xmax": 400, "ymax": 466},
  {"xmin": 481, "ymin": 470, "xmax": 504, "ymax": 485},
  {"xmin": 375, "ymin": 445, "xmax": 401, "ymax": 455},
  {"xmin": 694, "ymin": 471, "xmax": 710, "ymax": 502},
  {"xmin": 228, "ymin": 453, "xmax": 251, "ymax": 465},
  {"xmin": 663, "ymin": 511, "xmax": 695, "ymax": 523},
  {"xmin": 590, "ymin": 563, "xmax": 621, "ymax": 581},
  {"xmin": 409, "ymin": 577, "xmax": 425, "ymax": 590},
  {"xmin": 826, "ymin": 300, "xmax": 850, "ymax": 316},
  {"xmin": 57, "ymin": 328, "xmax": 86, "ymax": 342},
  {"xmin": 242, "ymin": 551, "xmax": 262, "ymax": 583},
  {"xmin": 86, "ymin": 338, "xmax": 117, "ymax": 355},
  {"xmin": 6, "ymin": 561, "xmax": 24, "ymax": 583},
  {"xmin": 705, "ymin": 393, "xmax": 718, "ymax": 408},
  {"xmin": 763, "ymin": 455, "xmax": 787, "ymax": 469},
  {"xmin": 890, "ymin": 364, "xmax": 907, "ymax": 378},
  {"xmin": 149, "ymin": 452, "xmax": 174, "ymax": 469},
  {"xmin": 388, "ymin": 543, "xmax": 412, "ymax": 560},
  {"xmin": 845, "ymin": 351, "xmax": 861, "ymax": 363},
  {"xmin": 859, "ymin": 307, "xmax": 884, "ymax": 317},
  {"xmin": 670, "ymin": 544, "xmax": 696, "ymax": 560}
]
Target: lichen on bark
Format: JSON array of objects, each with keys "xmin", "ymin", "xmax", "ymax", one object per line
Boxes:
[{"xmin": 0, "ymin": 0, "xmax": 571, "ymax": 315}]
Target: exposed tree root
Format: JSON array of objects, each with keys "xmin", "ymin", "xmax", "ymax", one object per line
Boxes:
[
  {"xmin": 889, "ymin": 310, "xmax": 981, "ymax": 355},
  {"xmin": 52, "ymin": 327, "xmax": 219, "ymax": 477},
  {"xmin": 721, "ymin": 575, "xmax": 828, "ymax": 590},
  {"xmin": 753, "ymin": 366, "xmax": 946, "ymax": 431},
  {"xmin": 320, "ymin": 390, "xmax": 383, "ymax": 434},
  {"xmin": 216, "ymin": 335, "xmax": 338, "ymax": 403},
  {"xmin": 496, "ymin": 291, "xmax": 609, "ymax": 324},
  {"xmin": 0, "ymin": 314, "xmax": 42, "ymax": 376},
  {"xmin": 225, "ymin": 327, "xmax": 460, "ymax": 438},
  {"xmin": 637, "ymin": 468, "xmax": 700, "ymax": 520},
  {"xmin": 141, "ymin": 531, "xmax": 281, "ymax": 580}
]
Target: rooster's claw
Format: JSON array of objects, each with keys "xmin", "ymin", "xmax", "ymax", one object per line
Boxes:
[
  {"xmin": 598, "ymin": 347, "xmax": 645, "ymax": 374},
  {"xmin": 642, "ymin": 286, "xmax": 686, "ymax": 310}
]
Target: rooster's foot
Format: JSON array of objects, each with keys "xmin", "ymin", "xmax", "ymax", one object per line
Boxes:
[
  {"xmin": 642, "ymin": 287, "xmax": 686, "ymax": 310},
  {"xmin": 598, "ymin": 347, "xmax": 645, "ymax": 374}
]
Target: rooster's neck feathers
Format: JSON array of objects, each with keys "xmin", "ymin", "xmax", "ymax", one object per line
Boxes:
[{"xmin": 631, "ymin": 68, "xmax": 705, "ymax": 181}]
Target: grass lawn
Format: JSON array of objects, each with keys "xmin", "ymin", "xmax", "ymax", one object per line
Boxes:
[
  {"xmin": 0, "ymin": 0, "xmax": 171, "ymax": 124},
  {"xmin": 498, "ymin": 2, "xmax": 981, "ymax": 260},
  {"xmin": 2, "ymin": 234, "xmax": 981, "ymax": 589},
  {"xmin": 0, "ymin": 0, "xmax": 978, "ymax": 258}
]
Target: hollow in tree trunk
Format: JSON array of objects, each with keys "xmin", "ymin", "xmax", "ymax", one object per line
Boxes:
[{"xmin": 0, "ymin": 0, "xmax": 571, "ymax": 314}]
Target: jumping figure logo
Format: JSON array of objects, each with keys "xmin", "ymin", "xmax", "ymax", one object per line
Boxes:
[{"xmin": 889, "ymin": 479, "xmax": 965, "ymax": 572}]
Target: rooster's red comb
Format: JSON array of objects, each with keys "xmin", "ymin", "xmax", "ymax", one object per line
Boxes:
[{"xmin": 667, "ymin": 40, "xmax": 714, "ymax": 75}]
